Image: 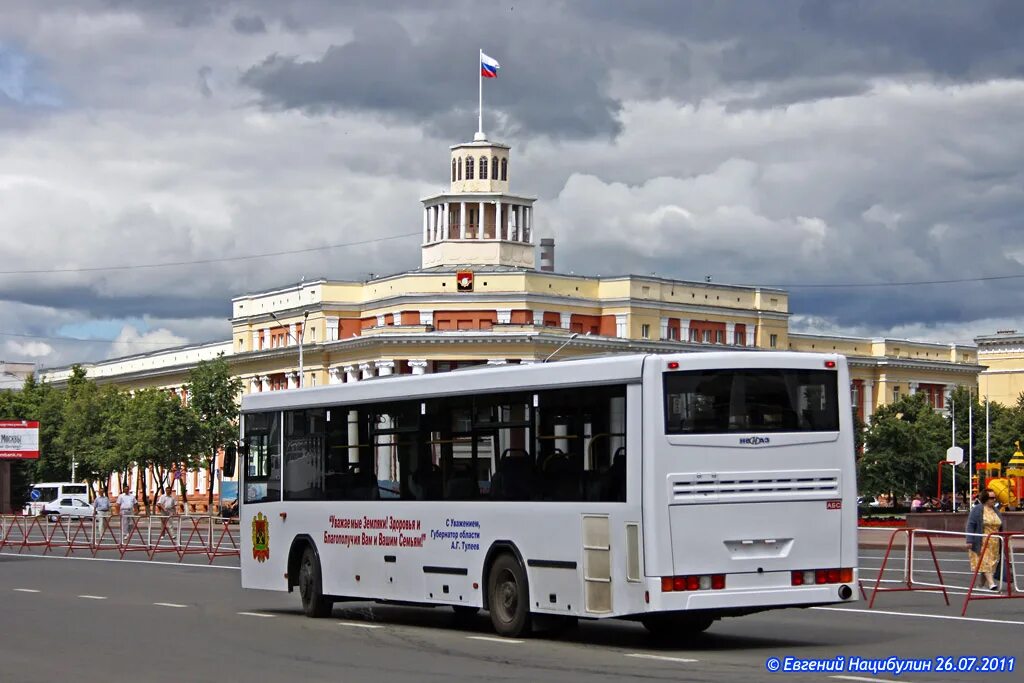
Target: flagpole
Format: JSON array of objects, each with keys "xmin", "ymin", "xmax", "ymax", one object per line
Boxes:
[{"xmin": 478, "ymin": 48, "xmax": 483, "ymax": 137}]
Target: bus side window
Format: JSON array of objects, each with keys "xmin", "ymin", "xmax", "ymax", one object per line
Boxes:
[{"xmin": 244, "ymin": 411, "xmax": 281, "ymax": 504}]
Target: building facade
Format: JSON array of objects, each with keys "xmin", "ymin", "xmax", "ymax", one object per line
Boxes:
[
  {"xmin": 39, "ymin": 132, "xmax": 985, "ymax": 499},
  {"xmin": 976, "ymin": 330, "xmax": 1024, "ymax": 407}
]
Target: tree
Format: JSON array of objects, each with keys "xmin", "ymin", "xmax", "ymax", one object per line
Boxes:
[
  {"xmin": 859, "ymin": 393, "xmax": 954, "ymax": 501},
  {"xmin": 185, "ymin": 355, "xmax": 242, "ymax": 510}
]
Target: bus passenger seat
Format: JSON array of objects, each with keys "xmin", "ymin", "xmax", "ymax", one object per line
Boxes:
[{"xmin": 491, "ymin": 451, "xmax": 535, "ymax": 501}]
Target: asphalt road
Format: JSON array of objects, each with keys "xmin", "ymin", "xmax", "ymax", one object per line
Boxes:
[{"xmin": 1, "ymin": 549, "xmax": 1021, "ymax": 683}]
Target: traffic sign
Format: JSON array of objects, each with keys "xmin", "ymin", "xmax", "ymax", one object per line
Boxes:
[
  {"xmin": 30, "ymin": 489, "xmax": 41, "ymax": 501},
  {"xmin": 946, "ymin": 446, "xmax": 964, "ymax": 465}
]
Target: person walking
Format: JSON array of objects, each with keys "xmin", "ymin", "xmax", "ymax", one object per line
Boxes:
[
  {"xmin": 156, "ymin": 487, "xmax": 178, "ymax": 540},
  {"xmin": 93, "ymin": 490, "xmax": 111, "ymax": 541},
  {"xmin": 116, "ymin": 489, "xmax": 137, "ymax": 543},
  {"xmin": 966, "ymin": 489, "xmax": 1004, "ymax": 590}
]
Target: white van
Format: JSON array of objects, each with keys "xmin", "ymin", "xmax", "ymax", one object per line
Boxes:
[{"xmin": 24, "ymin": 482, "xmax": 89, "ymax": 516}]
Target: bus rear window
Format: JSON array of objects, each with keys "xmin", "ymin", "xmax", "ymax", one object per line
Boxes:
[{"xmin": 664, "ymin": 369, "xmax": 839, "ymax": 434}]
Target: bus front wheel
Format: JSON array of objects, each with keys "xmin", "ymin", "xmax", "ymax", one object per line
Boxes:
[
  {"xmin": 298, "ymin": 546, "xmax": 333, "ymax": 618},
  {"xmin": 487, "ymin": 553, "xmax": 532, "ymax": 637}
]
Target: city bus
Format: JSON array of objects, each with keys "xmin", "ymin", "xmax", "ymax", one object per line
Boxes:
[
  {"xmin": 24, "ymin": 481, "xmax": 89, "ymax": 516},
  {"xmin": 238, "ymin": 352, "xmax": 858, "ymax": 637}
]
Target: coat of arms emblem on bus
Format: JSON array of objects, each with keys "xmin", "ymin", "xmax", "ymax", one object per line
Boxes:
[{"xmin": 252, "ymin": 512, "xmax": 270, "ymax": 562}]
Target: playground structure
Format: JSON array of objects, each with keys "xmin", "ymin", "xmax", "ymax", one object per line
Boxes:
[{"xmin": 972, "ymin": 441, "xmax": 1024, "ymax": 510}]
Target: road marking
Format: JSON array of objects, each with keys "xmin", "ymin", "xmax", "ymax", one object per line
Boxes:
[
  {"xmin": 0, "ymin": 552, "xmax": 238, "ymax": 570},
  {"xmin": 831, "ymin": 677, "xmax": 916, "ymax": 683},
  {"xmin": 466, "ymin": 636, "xmax": 523, "ymax": 644},
  {"xmin": 13, "ymin": 588, "xmax": 40, "ymax": 593},
  {"xmin": 338, "ymin": 621, "xmax": 383, "ymax": 629},
  {"xmin": 625, "ymin": 653, "xmax": 699, "ymax": 663},
  {"xmin": 153, "ymin": 602, "xmax": 187, "ymax": 608},
  {"xmin": 78, "ymin": 595, "xmax": 107, "ymax": 600},
  {"xmin": 812, "ymin": 606, "xmax": 1024, "ymax": 626},
  {"xmin": 237, "ymin": 611, "xmax": 275, "ymax": 618}
]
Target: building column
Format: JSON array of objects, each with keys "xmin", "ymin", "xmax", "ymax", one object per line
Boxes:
[
  {"xmin": 863, "ymin": 380, "xmax": 874, "ymax": 422},
  {"xmin": 660, "ymin": 317, "xmax": 669, "ymax": 340},
  {"xmin": 328, "ymin": 368, "xmax": 343, "ymax": 384},
  {"xmin": 423, "ymin": 207, "xmax": 429, "ymax": 243},
  {"xmin": 428, "ymin": 204, "xmax": 436, "ymax": 242},
  {"xmin": 376, "ymin": 314, "xmax": 386, "ymax": 327},
  {"xmin": 909, "ymin": 382, "xmax": 919, "ymax": 395},
  {"xmin": 524, "ymin": 206, "xmax": 531, "ymax": 242},
  {"xmin": 725, "ymin": 322, "xmax": 736, "ymax": 345},
  {"xmin": 944, "ymin": 384, "xmax": 955, "ymax": 409},
  {"xmin": 496, "ymin": 201, "xmax": 503, "ymax": 240},
  {"xmin": 250, "ymin": 330, "xmax": 258, "ymax": 350},
  {"xmin": 360, "ymin": 363, "xmax": 375, "ymax": 380},
  {"xmin": 460, "ymin": 202, "xmax": 467, "ymax": 239},
  {"xmin": 262, "ymin": 326, "xmax": 270, "ymax": 350},
  {"xmin": 286, "ymin": 372, "xmax": 298, "ymax": 390},
  {"xmin": 560, "ymin": 312, "xmax": 572, "ymax": 329},
  {"xmin": 375, "ymin": 360, "xmax": 395, "ymax": 376},
  {"xmin": 478, "ymin": 200, "xmax": 485, "ymax": 238},
  {"xmin": 496, "ymin": 308, "xmax": 512, "ymax": 325},
  {"xmin": 510, "ymin": 205, "xmax": 518, "ymax": 241},
  {"xmin": 487, "ymin": 359, "xmax": 508, "ymax": 366},
  {"xmin": 344, "ymin": 365, "xmax": 358, "ymax": 383},
  {"xmin": 288, "ymin": 324, "xmax": 297, "ymax": 346},
  {"xmin": 409, "ymin": 360, "xmax": 428, "ymax": 375},
  {"xmin": 532, "ymin": 310, "xmax": 544, "ymax": 326},
  {"xmin": 745, "ymin": 326, "xmax": 755, "ymax": 346},
  {"xmin": 260, "ymin": 375, "xmax": 270, "ymax": 392},
  {"xmin": 441, "ymin": 202, "xmax": 449, "ymax": 240},
  {"xmin": 679, "ymin": 319, "xmax": 691, "ymax": 343},
  {"xmin": 250, "ymin": 377, "xmax": 260, "ymax": 393},
  {"xmin": 420, "ymin": 310, "xmax": 434, "ymax": 326}
]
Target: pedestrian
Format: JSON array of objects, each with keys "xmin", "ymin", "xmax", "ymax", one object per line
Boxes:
[
  {"xmin": 157, "ymin": 487, "xmax": 178, "ymax": 538},
  {"xmin": 93, "ymin": 490, "xmax": 111, "ymax": 540},
  {"xmin": 910, "ymin": 494, "xmax": 923, "ymax": 512},
  {"xmin": 965, "ymin": 489, "xmax": 1003, "ymax": 591},
  {"xmin": 116, "ymin": 489, "xmax": 137, "ymax": 543}
]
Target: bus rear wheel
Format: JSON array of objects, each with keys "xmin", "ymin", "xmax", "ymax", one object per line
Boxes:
[
  {"xmin": 487, "ymin": 553, "xmax": 531, "ymax": 637},
  {"xmin": 641, "ymin": 612, "xmax": 714, "ymax": 639},
  {"xmin": 298, "ymin": 546, "xmax": 333, "ymax": 618}
]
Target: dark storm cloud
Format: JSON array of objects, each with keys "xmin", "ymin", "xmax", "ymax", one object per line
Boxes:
[
  {"xmin": 240, "ymin": 13, "xmax": 621, "ymax": 139},
  {"xmin": 232, "ymin": 14, "xmax": 266, "ymax": 35}
]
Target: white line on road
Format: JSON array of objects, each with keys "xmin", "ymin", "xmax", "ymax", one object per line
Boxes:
[
  {"xmin": 237, "ymin": 611, "xmax": 275, "ymax": 618},
  {"xmin": 812, "ymin": 606, "xmax": 1024, "ymax": 626},
  {"xmin": 0, "ymin": 552, "xmax": 238, "ymax": 570},
  {"xmin": 13, "ymin": 588, "xmax": 40, "ymax": 593},
  {"xmin": 78, "ymin": 595, "xmax": 107, "ymax": 600},
  {"xmin": 466, "ymin": 636, "xmax": 523, "ymax": 644},
  {"xmin": 153, "ymin": 602, "xmax": 188, "ymax": 608},
  {"xmin": 625, "ymin": 653, "xmax": 699, "ymax": 663},
  {"xmin": 338, "ymin": 621, "xmax": 383, "ymax": 629}
]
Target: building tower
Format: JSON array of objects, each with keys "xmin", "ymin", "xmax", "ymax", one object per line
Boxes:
[{"xmin": 420, "ymin": 136, "xmax": 538, "ymax": 269}]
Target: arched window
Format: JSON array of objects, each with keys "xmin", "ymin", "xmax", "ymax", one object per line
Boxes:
[
  {"xmin": 452, "ymin": 159, "xmax": 457, "ymax": 182},
  {"xmin": 466, "ymin": 156, "xmax": 474, "ymax": 180},
  {"xmin": 480, "ymin": 155, "xmax": 488, "ymax": 180},
  {"xmin": 492, "ymin": 156, "xmax": 498, "ymax": 179},
  {"xmin": 501, "ymin": 157, "xmax": 508, "ymax": 181},
  {"xmin": 458, "ymin": 157, "xmax": 463, "ymax": 180}
]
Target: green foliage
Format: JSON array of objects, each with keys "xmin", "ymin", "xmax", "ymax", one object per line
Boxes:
[{"xmin": 186, "ymin": 355, "xmax": 243, "ymax": 461}]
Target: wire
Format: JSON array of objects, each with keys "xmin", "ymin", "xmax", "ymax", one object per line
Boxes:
[{"xmin": 0, "ymin": 232, "xmax": 420, "ymax": 275}]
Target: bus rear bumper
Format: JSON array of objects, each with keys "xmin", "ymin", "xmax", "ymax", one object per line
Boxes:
[{"xmin": 646, "ymin": 583, "xmax": 858, "ymax": 612}]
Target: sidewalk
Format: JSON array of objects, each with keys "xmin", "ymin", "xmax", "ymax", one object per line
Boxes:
[{"xmin": 859, "ymin": 526, "xmax": 968, "ymax": 551}]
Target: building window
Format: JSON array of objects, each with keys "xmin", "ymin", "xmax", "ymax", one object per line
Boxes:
[
  {"xmin": 458, "ymin": 157, "xmax": 463, "ymax": 180},
  {"xmin": 641, "ymin": 323, "xmax": 650, "ymax": 339},
  {"xmin": 480, "ymin": 155, "xmax": 488, "ymax": 179},
  {"xmin": 501, "ymin": 158, "xmax": 508, "ymax": 180},
  {"xmin": 715, "ymin": 330, "xmax": 724, "ymax": 344},
  {"xmin": 492, "ymin": 155, "xmax": 498, "ymax": 178},
  {"xmin": 452, "ymin": 159, "xmax": 457, "ymax": 182},
  {"xmin": 769, "ymin": 333, "xmax": 778, "ymax": 348},
  {"xmin": 690, "ymin": 328, "xmax": 700, "ymax": 342},
  {"xmin": 893, "ymin": 386, "xmax": 900, "ymax": 402},
  {"xmin": 466, "ymin": 156, "xmax": 474, "ymax": 180},
  {"xmin": 703, "ymin": 330, "xmax": 711, "ymax": 343}
]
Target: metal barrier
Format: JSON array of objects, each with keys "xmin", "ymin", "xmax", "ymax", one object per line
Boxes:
[
  {"xmin": 863, "ymin": 527, "xmax": 950, "ymax": 608},
  {"xmin": 0, "ymin": 513, "xmax": 239, "ymax": 563}
]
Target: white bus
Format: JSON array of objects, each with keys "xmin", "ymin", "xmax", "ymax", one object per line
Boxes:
[
  {"xmin": 24, "ymin": 481, "xmax": 90, "ymax": 516},
  {"xmin": 239, "ymin": 352, "xmax": 858, "ymax": 637}
]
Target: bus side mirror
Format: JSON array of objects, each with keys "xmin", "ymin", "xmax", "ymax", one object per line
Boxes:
[{"xmin": 223, "ymin": 442, "xmax": 238, "ymax": 478}]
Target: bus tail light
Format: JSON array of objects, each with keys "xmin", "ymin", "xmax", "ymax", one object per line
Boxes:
[
  {"xmin": 661, "ymin": 574, "xmax": 726, "ymax": 592},
  {"xmin": 793, "ymin": 568, "xmax": 854, "ymax": 586}
]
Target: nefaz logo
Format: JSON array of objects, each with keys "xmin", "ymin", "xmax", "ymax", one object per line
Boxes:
[
  {"xmin": 739, "ymin": 436, "xmax": 771, "ymax": 446},
  {"xmin": 826, "ymin": 500, "xmax": 842, "ymax": 510}
]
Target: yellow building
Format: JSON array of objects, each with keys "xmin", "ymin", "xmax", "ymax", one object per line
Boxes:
[
  {"xmin": 976, "ymin": 330, "xmax": 1024, "ymax": 406},
  {"xmin": 40, "ymin": 130, "xmax": 985, "ymax": 497}
]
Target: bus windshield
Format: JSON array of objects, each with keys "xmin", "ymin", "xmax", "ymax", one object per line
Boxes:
[{"xmin": 664, "ymin": 368, "xmax": 839, "ymax": 434}]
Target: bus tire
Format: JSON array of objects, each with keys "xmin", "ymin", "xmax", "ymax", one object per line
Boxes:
[
  {"xmin": 641, "ymin": 612, "xmax": 714, "ymax": 639},
  {"xmin": 298, "ymin": 546, "xmax": 333, "ymax": 618},
  {"xmin": 487, "ymin": 553, "xmax": 532, "ymax": 637}
]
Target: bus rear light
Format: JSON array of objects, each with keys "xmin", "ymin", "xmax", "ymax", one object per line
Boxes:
[
  {"xmin": 794, "ymin": 568, "xmax": 853, "ymax": 586},
  {"xmin": 667, "ymin": 361, "xmax": 680, "ymax": 369},
  {"xmin": 824, "ymin": 360, "xmax": 836, "ymax": 368},
  {"xmin": 661, "ymin": 575, "xmax": 727, "ymax": 592}
]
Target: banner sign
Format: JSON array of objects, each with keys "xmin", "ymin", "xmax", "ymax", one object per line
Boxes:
[{"xmin": 0, "ymin": 420, "xmax": 40, "ymax": 459}]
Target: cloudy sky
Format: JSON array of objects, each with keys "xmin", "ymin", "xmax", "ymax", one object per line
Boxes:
[{"xmin": 2, "ymin": 0, "xmax": 1024, "ymax": 368}]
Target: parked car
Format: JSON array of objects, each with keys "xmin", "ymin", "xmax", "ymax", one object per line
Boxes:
[{"xmin": 43, "ymin": 497, "xmax": 94, "ymax": 522}]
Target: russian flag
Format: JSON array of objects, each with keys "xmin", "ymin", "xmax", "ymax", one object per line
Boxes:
[{"xmin": 481, "ymin": 52, "xmax": 500, "ymax": 78}]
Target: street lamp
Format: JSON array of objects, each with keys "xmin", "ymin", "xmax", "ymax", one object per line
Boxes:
[
  {"xmin": 544, "ymin": 332, "xmax": 589, "ymax": 362},
  {"xmin": 269, "ymin": 310, "xmax": 310, "ymax": 388}
]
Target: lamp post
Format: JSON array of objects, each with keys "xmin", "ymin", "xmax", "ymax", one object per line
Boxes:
[{"xmin": 269, "ymin": 310, "xmax": 310, "ymax": 388}]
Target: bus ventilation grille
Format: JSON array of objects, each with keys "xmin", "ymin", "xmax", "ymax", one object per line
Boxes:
[{"xmin": 670, "ymin": 470, "xmax": 840, "ymax": 504}]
